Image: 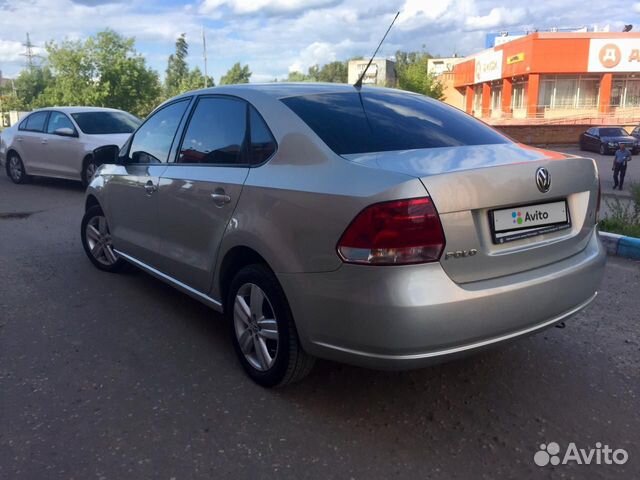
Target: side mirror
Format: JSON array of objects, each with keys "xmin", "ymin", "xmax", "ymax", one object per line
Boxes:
[
  {"xmin": 93, "ymin": 144, "xmax": 120, "ymax": 166},
  {"xmin": 54, "ymin": 127, "xmax": 76, "ymax": 137}
]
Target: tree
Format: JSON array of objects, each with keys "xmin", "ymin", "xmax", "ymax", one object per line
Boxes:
[
  {"xmin": 286, "ymin": 61, "xmax": 347, "ymax": 83},
  {"xmin": 286, "ymin": 71, "xmax": 309, "ymax": 82},
  {"xmin": 165, "ymin": 34, "xmax": 189, "ymax": 97},
  {"xmin": 38, "ymin": 30, "xmax": 161, "ymax": 117},
  {"xmin": 1, "ymin": 67, "xmax": 52, "ymax": 110},
  {"xmin": 316, "ymin": 61, "xmax": 347, "ymax": 83},
  {"xmin": 220, "ymin": 62, "xmax": 251, "ymax": 85},
  {"xmin": 395, "ymin": 50, "xmax": 444, "ymax": 100},
  {"xmin": 164, "ymin": 34, "xmax": 214, "ymax": 97}
]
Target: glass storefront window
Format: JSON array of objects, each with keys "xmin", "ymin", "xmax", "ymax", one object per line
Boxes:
[
  {"xmin": 611, "ymin": 80, "xmax": 624, "ymax": 106},
  {"xmin": 538, "ymin": 75, "xmax": 600, "ymax": 109},
  {"xmin": 577, "ymin": 78, "xmax": 599, "ymax": 108},
  {"xmin": 473, "ymin": 85, "xmax": 482, "ymax": 115},
  {"xmin": 626, "ymin": 80, "xmax": 640, "ymax": 106},
  {"xmin": 512, "ymin": 82, "xmax": 528, "ymax": 109}
]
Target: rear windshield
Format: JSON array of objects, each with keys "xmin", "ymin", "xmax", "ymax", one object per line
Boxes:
[
  {"xmin": 71, "ymin": 111, "xmax": 141, "ymax": 135},
  {"xmin": 280, "ymin": 90, "xmax": 508, "ymax": 155},
  {"xmin": 599, "ymin": 128, "xmax": 628, "ymax": 137}
]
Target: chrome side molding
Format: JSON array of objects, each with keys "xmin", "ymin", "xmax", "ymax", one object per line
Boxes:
[{"xmin": 114, "ymin": 249, "xmax": 223, "ymax": 312}]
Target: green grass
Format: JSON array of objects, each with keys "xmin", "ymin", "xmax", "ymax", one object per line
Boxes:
[
  {"xmin": 599, "ymin": 218, "xmax": 640, "ymax": 237},
  {"xmin": 600, "ymin": 183, "xmax": 640, "ymax": 237}
]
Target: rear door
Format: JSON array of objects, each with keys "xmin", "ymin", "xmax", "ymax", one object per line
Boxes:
[
  {"xmin": 42, "ymin": 111, "xmax": 83, "ymax": 178},
  {"xmin": 155, "ymin": 95, "xmax": 261, "ymax": 293},
  {"xmin": 15, "ymin": 111, "xmax": 49, "ymax": 173},
  {"xmin": 106, "ymin": 99, "xmax": 192, "ymax": 266}
]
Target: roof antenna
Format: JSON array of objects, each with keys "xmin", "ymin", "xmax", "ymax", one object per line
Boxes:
[{"xmin": 354, "ymin": 11, "xmax": 400, "ymax": 89}]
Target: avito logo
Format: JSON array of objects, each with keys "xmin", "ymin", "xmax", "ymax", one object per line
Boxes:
[{"xmin": 511, "ymin": 210, "xmax": 549, "ymax": 224}]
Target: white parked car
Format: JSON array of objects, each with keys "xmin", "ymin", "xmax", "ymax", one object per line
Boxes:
[{"xmin": 0, "ymin": 107, "xmax": 140, "ymax": 186}]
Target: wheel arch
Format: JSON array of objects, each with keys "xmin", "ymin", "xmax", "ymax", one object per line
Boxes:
[
  {"xmin": 85, "ymin": 194, "xmax": 101, "ymax": 212},
  {"xmin": 216, "ymin": 245, "xmax": 273, "ymax": 311}
]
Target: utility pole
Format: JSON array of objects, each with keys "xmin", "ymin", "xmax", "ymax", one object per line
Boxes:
[{"xmin": 202, "ymin": 26, "xmax": 209, "ymax": 88}]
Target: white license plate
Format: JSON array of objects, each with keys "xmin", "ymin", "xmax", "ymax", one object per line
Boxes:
[{"xmin": 491, "ymin": 200, "xmax": 570, "ymax": 244}]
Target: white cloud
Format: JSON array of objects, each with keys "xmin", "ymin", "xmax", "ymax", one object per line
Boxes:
[
  {"xmin": 0, "ymin": 0, "xmax": 634, "ymax": 87},
  {"xmin": 465, "ymin": 7, "xmax": 527, "ymax": 30},
  {"xmin": 0, "ymin": 40, "xmax": 28, "ymax": 63},
  {"xmin": 200, "ymin": 0, "xmax": 339, "ymax": 15}
]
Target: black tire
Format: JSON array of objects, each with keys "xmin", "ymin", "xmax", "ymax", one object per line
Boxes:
[
  {"xmin": 81, "ymin": 156, "xmax": 97, "ymax": 188},
  {"xmin": 81, "ymin": 205, "xmax": 127, "ymax": 273},
  {"xmin": 599, "ymin": 143, "xmax": 607, "ymax": 155},
  {"xmin": 227, "ymin": 264, "xmax": 315, "ymax": 387},
  {"xmin": 6, "ymin": 152, "xmax": 30, "ymax": 184}
]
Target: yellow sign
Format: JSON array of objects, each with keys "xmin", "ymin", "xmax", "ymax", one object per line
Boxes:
[{"xmin": 507, "ymin": 53, "xmax": 525, "ymax": 64}]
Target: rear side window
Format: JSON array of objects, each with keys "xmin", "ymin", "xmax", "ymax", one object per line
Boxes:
[
  {"xmin": 249, "ymin": 106, "xmax": 276, "ymax": 164},
  {"xmin": 178, "ymin": 96, "xmax": 247, "ymax": 165},
  {"xmin": 129, "ymin": 100, "xmax": 190, "ymax": 164},
  {"xmin": 21, "ymin": 112, "xmax": 49, "ymax": 132},
  {"xmin": 281, "ymin": 90, "xmax": 508, "ymax": 155}
]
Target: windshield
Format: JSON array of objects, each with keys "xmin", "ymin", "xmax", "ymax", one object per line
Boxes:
[
  {"xmin": 600, "ymin": 128, "xmax": 628, "ymax": 137},
  {"xmin": 71, "ymin": 111, "xmax": 141, "ymax": 135},
  {"xmin": 280, "ymin": 89, "xmax": 508, "ymax": 155}
]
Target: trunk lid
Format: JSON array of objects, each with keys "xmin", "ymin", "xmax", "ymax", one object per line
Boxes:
[{"xmin": 344, "ymin": 143, "xmax": 599, "ymax": 284}]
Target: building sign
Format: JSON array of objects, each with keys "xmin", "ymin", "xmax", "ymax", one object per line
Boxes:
[
  {"xmin": 474, "ymin": 50, "xmax": 503, "ymax": 83},
  {"xmin": 506, "ymin": 52, "xmax": 525, "ymax": 64},
  {"xmin": 588, "ymin": 39, "xmax": 640, "ymax": 72}
]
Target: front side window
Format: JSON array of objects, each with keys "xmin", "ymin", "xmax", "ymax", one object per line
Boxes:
[
  {"xmin": 281, "ymin": 90, "xmax": 508, "ymax": 156},
  {"xmin": 22, "ymin": 111, "xmax": 48, "ymax": 132},
  {"xmin": 129, "ymin": 100, "xmax": 190, "ymax": 164},
  {"xmin": 178, "ymin": 96, "xmax": 247, "ymax": 165},
  {"xmin": 46, "ymin": 112, "xmax": 76, "ymax": 134},
  {"xmin": 71, "ymin": 111, "xmax": 140, "ymax": 135}
]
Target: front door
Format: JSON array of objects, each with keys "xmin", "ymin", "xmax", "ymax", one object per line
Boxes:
[
  {"xmin": 156, "ymin": 96, "xmax": 252, "ymax": 293},
  {"xmin": 107, "ymin": 99, "xmax": 192, "ymax": 267},
  {"xmin": 42, "ymin": 111, "xmax": 83, "ymax": 178}
]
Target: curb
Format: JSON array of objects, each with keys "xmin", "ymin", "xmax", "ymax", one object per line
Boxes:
[{"xmin": 599, "ymin": 231, "xmax": 640, "ymax": 260}]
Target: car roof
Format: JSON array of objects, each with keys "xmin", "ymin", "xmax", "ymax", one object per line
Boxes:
[
  {"xmin": 32, "ymin": 106, "xmax": 129, "ymax": 114},
  {"xmin": 171, "ymin": 82, "xmax": 408, "ymax": 102}
]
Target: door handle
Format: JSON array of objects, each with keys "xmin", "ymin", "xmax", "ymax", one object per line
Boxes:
[
  {"xmin": 211, "ymin": 192, "xmax": 231, "ymax": 206},
  {"xmin": 41, "ymin": 138, "xmax": 48, "ymax": 144},
  {"xmin": 144, "ymin": 181, "xmax": 157, "ymax": 195},
  {"xmin": 16, "ymin": 137, "xmax": 22, "ymax": 142}
]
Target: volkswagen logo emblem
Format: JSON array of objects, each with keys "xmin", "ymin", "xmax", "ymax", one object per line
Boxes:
[{"xmin": 536, "ymin": 167, "xmax": 551, "ymax": 193}]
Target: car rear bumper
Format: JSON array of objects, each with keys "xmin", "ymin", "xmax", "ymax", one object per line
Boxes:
[{"xmin": 277, "ymin": 229, "xmax": 606, "ymax": 370}]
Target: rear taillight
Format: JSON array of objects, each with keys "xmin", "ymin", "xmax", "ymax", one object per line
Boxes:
[{"xmin": 337, "ymin": 197, "xmax": 446, "ymax": 265}]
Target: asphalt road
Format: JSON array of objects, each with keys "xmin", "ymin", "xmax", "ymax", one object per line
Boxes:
[
  {"xmin": 1, "ymin": 173, "xmax": 639, "ymax": 480},
  {"xmin": 553, "ymin": 146, "xmax": 639, "ymax": 197}
]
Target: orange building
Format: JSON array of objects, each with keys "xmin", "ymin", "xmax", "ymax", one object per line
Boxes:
[{"xmin": 452, "ymin": 32, "xmax": 640, "ymax": 122}]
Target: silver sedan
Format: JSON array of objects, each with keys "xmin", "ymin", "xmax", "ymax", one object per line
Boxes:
[
  {"xmin": 1, "ymin": 106, "xmax": 140, "ymax": 186},
  {"xmin": 80, "ymin": 84, "xmax": 606, "ymax": 387}
]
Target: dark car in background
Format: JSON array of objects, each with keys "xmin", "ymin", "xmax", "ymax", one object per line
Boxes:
[{"xmin": 579, "ymin": 126, "xmax": 639, "ymax": 155}]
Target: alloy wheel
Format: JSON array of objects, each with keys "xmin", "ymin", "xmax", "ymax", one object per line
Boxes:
[
  {"xmin": 9, "ymin": 155, "xmax": 23, "ymax": 182},
  {"xmin": 233, "ymin": 283, "xmax": 279, "ymax": 371},
  {"xmin": 85, "ymin": 215, "xmax": 118, "ymax": 266}
]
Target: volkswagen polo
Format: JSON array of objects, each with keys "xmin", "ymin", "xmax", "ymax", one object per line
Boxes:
[{"xmin": 81, "ymin": 84, "xmax": 606, "ymax": 387}]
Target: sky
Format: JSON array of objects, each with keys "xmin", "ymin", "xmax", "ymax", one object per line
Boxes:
[{"xmin": 0, "ymin": 0, "xmax": 639, "ymax": 83}]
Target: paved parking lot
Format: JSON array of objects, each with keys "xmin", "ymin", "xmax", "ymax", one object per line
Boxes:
[
  {"xmin": 553, "ymin": 146, "xmax": 640, "ymax": 197},
  {"xmin": 0, "ymin": 173, "xmax": 639, "ymax": 479}
]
